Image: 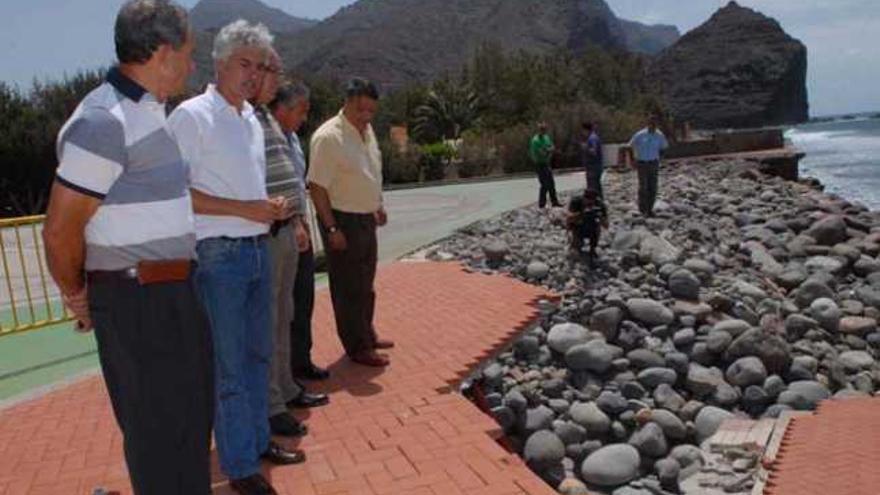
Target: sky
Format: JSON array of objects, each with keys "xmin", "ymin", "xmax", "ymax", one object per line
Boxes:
[{"xmin": 0, "ymin": 0, "xmax": 877, "ymax": 117}]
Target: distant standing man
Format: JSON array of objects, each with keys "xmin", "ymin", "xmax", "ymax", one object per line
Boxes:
[
  {"xmin": 43, "ymin": 1, "xmax": 214, "ymax": 493},
  {"xmin": 582, "ymin": 122, "xmax": 604, "ymax": 198},
  {"xmin": 268, "ymin": 80, "xmax": 331, "ymax": 381},
  {"xmin": 169, "ymin": 20, "xmax": 304, "ymax": 495},
  {"xmin": 627, "ymin": 115, "xmax": 669, "ymax": 217},
  {"xmin": 529, "ymin": 122, "xmax": 562, "ymax": 208},
  {"xmin": 308, "ymin": 77, "xmax": 395, "ymax": 368}
]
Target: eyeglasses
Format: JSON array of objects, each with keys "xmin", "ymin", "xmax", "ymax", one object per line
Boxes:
[{"xmin": 258, "ymin": 64, "xmax": 284, "ymax": 76}]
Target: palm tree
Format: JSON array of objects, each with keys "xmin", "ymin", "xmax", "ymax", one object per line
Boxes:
[{"xmin": 411, "ymin": 82, "xmax": 480, "ymax": 144}]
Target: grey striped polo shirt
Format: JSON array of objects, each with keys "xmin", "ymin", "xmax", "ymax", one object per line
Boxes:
[{"xmin": 55, "ymin": 68, "xmax": 196, "ymax": 271}]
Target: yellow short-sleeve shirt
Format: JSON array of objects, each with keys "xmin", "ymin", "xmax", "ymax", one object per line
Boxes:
[{"xmin": 307, "ymin": 111, "xmax": 383, "ymax": 214}]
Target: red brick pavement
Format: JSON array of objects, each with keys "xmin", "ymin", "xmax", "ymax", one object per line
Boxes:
[
  {"xmin": 764, "ymin": 397, "xmax": 880, "ymax": 495},
  {"xmin": 0, "ymin": 262, "xmax": 560, "ymax": 495}
]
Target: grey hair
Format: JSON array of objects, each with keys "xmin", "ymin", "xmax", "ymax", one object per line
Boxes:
[
  {"xmin": 115, "ymin": 0, "xmax": 189, "ymax": 64},
  {"xmin": 212, "ymin": 19, "xmax": 274, "ymax": 62},
  {"xmin": 269, "ymin": 80, "xmax": 311, "ymax": 110}
]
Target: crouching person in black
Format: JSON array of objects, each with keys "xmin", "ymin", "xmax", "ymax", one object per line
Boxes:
[{"xmin": 566, "ymin": 189, "xmax": 608, "ymax": 266}]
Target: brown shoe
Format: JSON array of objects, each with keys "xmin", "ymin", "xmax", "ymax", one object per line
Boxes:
[
  {"xmin": 351, "ymin": 351, "xmax": 390, "ymax": 367},
  {"xmin": 373, "ymin": 338, "xmax": 395, "ymax": 350}
]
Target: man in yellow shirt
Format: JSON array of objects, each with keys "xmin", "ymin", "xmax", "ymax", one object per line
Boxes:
[{"xmin": 307, "ymin": 78, "xmax": 394, "ymax": 367}]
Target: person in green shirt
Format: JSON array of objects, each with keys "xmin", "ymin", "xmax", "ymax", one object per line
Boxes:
[{"xmin": 529, "ymin": 122, "xmax": 562, "ymax": 208}]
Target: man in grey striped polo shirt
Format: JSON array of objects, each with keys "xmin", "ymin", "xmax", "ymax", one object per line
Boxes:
[
  {"xmin": 42, "ymin": 1, "xmax": 213, "ymax": 493},
  {"xmin": 252, "ymin": 48, "xmax": 328, "ymax": 440}
]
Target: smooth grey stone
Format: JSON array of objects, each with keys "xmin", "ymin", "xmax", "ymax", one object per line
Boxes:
[
  {"xmin": 504, "ymin": 388, "xmax": 528, "ymax": 412},
  {"xmin": 581, "ymin": 444, "xmax": 642, "ymax": 487},
  {"xmin": 627, "ymin": 298, "xmax": 675, "ymax": 326},
  {"xmin": 777, "ymin": 381, "xmax": 831, "ymax": 410},
  {"xmin": 712, "ymin": 319, "xmax": 752, "ymax": 338},
  {"xmin": 629, "ymin": 422, "xmax": 669, "ymax": 458},
  {"xmin": 838, "ymin": 350, "xmax": 875, "ymax": 371},
  {"xmin": 627, "ymin": 349, "xmax": 666, "ymax": 370},
  {"xmin": 726, "ymin": 357, "xmax": 768, "ymax": 387},
  {"xmin": 524, "ymin": 405, "xmax": 556, "ymax": 433},
  {"xmin": 570, "ymin": 402, "xmax": 611, "ymax": 436},
  {"xmin": 597, "ymin": 391, "xmax": 629, "ymax": 415},
  {"xmin": 649, "ymin": 409, "xmax": 687, "ymax": 440},
  {"xmin": 524, "ymin": 430, "xmax": 565, "ymax": 468},
  {"xmin": 654, "ymin": 384, "xmax": 686, "ymax": 413},
  {"xmin": 554, "ymin": 421, "xmax": 587, "ymax": 446},
  {"xmin": 695, "ymin": 406, "xmax": 735, "ymax": 442},
  {"xmin": 547, "ymin": 323, "xmax": 592, "ymax": 354},
  {"xmin": 637, "ymin": 368, "xmax": 678, "ymax": 389}
]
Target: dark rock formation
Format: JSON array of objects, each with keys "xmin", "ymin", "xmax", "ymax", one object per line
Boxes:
[
  {"xmin": 648, "ymin": 1, "xmax": 808, "ymax": 128},
  {"xmin": 189, "ymin": 0, "xmax": 678, "ymax": 89}
]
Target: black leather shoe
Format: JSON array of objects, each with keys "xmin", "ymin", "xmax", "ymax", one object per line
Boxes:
[
  {"xmin": 269, "ymin": 413, "xmax": 308, "ymax": 437},
  {"xmin": 260, "ymin": 440, "xmax": 306, "ymax": 465},
  {"xmin": 287, "ymin": 391, "xmax": 329, "ymax": 409},
  {"xmin": 293, "ymin": 363, "xmax": 330, "ymax": 380},
  {"xmin": 229, "ymin": 473, "xmax": 278, "ymax": 495}
]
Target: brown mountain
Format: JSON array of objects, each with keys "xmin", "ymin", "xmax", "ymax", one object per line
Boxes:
[
  {"xmin": 189, "ymin": 0, "xmax": 679, "ymax": 89},
  {"xmin": 190, "ymin": 0, "xmax": 317, "ymax": 35},
  {"xmin": 648, "ymin": 1, "xmax": 809, "ymax": 128}
]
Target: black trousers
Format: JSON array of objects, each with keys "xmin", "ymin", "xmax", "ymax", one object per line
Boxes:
[
  {"xmin": 573, "ymin": 222, "xmax": 600, "ymax": 255},
  {"xmin": 89, "ymin": 276, "xmax": 214, "ymax": 495},
  {"xmin": 320, "ymin": 210, "xmax": 378, "ymax": 357},
  {"xmin": 637, "ymin": 160, "xmax": 660, "ymax": 215},
  {"xmin": 536, "ymin": 163, "xmax": 560, "ymax": 207},
  {"xmin": 586, "ymin": 166, "xmax": 604, "ymax": 199},
  {"xmin": 290, "ymin": 246, "xmax": 315, "ymax": 371}
]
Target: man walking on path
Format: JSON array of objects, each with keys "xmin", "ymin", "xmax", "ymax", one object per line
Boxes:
[
  {"xmin": 169, "ymin": 20, "xmax": 303, "ymax": 495},
  {"xmin": 581, "ymin": 122, "xmax": 604, "ymax": 198},
  {"xmin": 529, "ymin": 122, "xmax": 562, "ymax": 208},
  {"xmin": 269, "ymin": 80, "xmax": 331, "ymax": 381},
  {"xmin": 43, "ymin": 1, "xmax": 213, "ymax": 493},
  {"xmin": 308, "ymin": 77, "xmax": 395, "ymax": 368},
  {"xmin": 252, "ymin": 51, "xmax": 328, "ymax": 439},
  {"xmin": 627, "ymin": 115, "xmax": 669, "ymax": 217}
]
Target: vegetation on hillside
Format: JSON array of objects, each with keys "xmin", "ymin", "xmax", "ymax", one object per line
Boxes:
[{"xmin": 0, "ymin": 44, "xmax": 664, "ymax": 217}]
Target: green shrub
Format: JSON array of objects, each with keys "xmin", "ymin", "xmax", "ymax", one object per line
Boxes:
[
  {"xmin": 419, "ymin": 142, "xmax": 456, "ymax": 181},
  {"xmin": 380, "ymin": 139, "xmax": 420, "ymax": 184}
]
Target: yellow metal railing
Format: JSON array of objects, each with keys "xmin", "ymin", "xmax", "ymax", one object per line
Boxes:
[
  {"xmin": 1, "ymin": 197, "xmax": 324, "ymax": 337},
  {"xmin": 0, "ymin": 215, "xmax": 72, "ymax": 336}
]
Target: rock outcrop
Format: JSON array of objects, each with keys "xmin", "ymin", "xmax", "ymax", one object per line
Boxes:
[{"xmin": 648, "ymin": 1, "xmax": 808, "ymax": 128}]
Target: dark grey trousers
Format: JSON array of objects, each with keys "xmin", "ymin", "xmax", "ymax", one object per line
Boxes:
[
  {"xmin": 586, "ymin": 166, "xmax": 604, "ymax": 198},
  {"xmin": 290, "ymin": 247, "xmax": 316, "ymax": 371},
  {"xmin": 637, "ymin": 160, "xmax": 660, "ymax": 215},
  {"xmin": 89, "ymin": 276, "xmax": 214, "ymax": 495},
  {"xmin": 320, "ymin": 210, "xmax": 379, "ymax": 357}
]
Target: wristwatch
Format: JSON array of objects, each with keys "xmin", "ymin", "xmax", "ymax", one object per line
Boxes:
[{"xmin": 327, "ymin": 225, "xmax": 339, "ymax": 234}]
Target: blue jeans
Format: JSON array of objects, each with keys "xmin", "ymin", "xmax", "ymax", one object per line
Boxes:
[{"xmin": 195, "ymin": 236, "xmax": 271, "ymax": 479}]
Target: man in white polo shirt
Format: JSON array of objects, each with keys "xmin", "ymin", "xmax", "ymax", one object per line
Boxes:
[
  {"xmin": 43, "ymin": 1, "xmax": 213, "ymax": 493},
  {"xmin": 168, "ymin": 20, "xmax": 302, "ymax": 495}
]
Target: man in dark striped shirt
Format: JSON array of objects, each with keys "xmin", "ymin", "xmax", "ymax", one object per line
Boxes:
[{"xmin": 253, "ymin": 48, "xmax": 328, "ymax": 440}]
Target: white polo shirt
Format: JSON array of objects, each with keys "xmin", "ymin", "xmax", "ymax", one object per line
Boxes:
[{"xmin": 168, "ymin": 85, "xmax": 269, "ymax": 240}]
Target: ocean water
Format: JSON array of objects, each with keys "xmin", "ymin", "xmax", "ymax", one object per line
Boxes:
[{"xmin": 787, "ymin": 117, "xmax": 880, "ymax": 210}]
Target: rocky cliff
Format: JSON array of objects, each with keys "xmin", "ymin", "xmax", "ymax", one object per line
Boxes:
[
  {"xmin": 648, "ymin": 1, "xmax": 809, "ymax": 128},
  {"xmin": 188, "ymin": 0, "xmax": 678, "ymax": 90}
]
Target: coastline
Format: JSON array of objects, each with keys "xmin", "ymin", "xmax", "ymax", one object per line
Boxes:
[{"xmin": 427, "ymin": 156, "xmax": 880, "ymax": 494}]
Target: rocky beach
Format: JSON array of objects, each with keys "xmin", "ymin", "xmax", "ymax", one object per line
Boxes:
[{"xmin": 425, "ymin": 157, "xmax": 880, "ymax": 495}]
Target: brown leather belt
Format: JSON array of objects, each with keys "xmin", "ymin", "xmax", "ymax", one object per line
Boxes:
[{"xmin": 87, "ymin": 259, "xmax": 194, "ymax": 286}]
